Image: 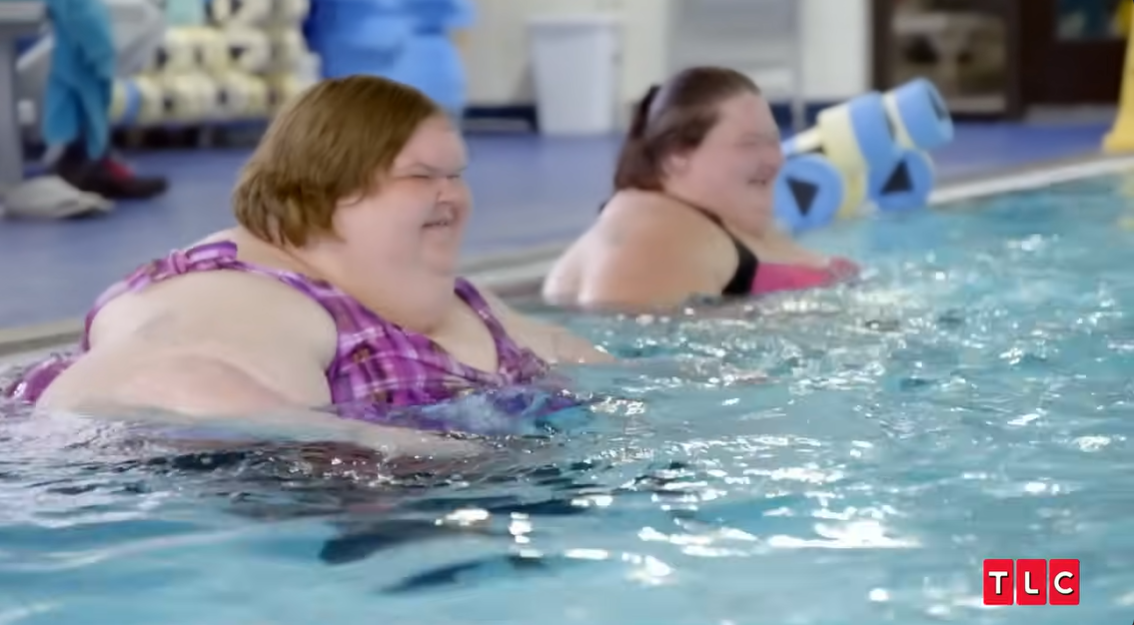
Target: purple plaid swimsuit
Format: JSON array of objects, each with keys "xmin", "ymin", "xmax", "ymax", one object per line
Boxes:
[{"xmin": 5, "ymin": 242, "xmax": 571, "ymax": 430}]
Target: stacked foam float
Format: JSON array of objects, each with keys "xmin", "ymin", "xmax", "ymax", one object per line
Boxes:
[
  {"xmin": 109, "ymin": 0, "xmax": 316, "ymax": 129},
  {"xmin": 306, "ymin": 0, "xmax": 410, "ymax": 80},
  {"xmin": 772, "ymin": 78, "xmax": 955, "ymax": 235}
]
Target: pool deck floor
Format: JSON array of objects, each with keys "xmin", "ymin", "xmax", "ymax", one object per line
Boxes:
[{"xmin": 0, "ymin": 120, "xmax": 1114, "ymax": 332}]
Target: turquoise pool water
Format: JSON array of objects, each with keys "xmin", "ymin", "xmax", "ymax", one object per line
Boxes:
[{"xmin": 3, "ymin": 172, "xmax": 1134, "ymax": 624}]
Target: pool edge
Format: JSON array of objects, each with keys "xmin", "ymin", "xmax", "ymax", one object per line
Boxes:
[
  {"xmin": 4, "ymin": 151, "xmax": 1133, "ymax": 358},
  {"xmin": 928, "ymin": 152, "xmax": 1134, "ymax": 206}
]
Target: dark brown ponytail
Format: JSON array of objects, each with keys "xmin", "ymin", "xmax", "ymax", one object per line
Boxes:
[
  {"xmin": 612, "ymin": 67, "xmax": 760, "ymax": 193},
  {"xmin": 628, "ymin": 84, "xmax": 661, "ymax": 138},
  {"xmin": 614, "ymin": 85, "xmax": 662, "ymax": 190}
]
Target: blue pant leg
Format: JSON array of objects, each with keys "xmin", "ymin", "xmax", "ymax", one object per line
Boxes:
[
  {"xmin": 40, "ymin": 67, "xmax": 82, "ymax": 152},
  {"xmin": 75, "ymin": 69, "xmax": 112, "ymax": 159}
]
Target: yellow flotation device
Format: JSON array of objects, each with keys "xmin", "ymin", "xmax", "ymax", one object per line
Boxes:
[
  {"xmin": 1116, "ymin": 0, "xmax": 1131, "ymax": 37},
  {"xmin": 1103, "ymin": 3, "xmax": 1134, "ymax": 152}
]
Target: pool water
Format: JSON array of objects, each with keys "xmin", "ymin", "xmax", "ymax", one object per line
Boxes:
[{"xmin": 4, "ymin": 172, "xmax": 1134, "ymax": 624}]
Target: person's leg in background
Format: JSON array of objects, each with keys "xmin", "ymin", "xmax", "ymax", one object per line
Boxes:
[
  {"xmin": 84, "ymin": 0, "xmax": 169, "ymax": 196},
  {"xmin": 41, "ymin": 0, "xmax": 167, "ymax": 199}
]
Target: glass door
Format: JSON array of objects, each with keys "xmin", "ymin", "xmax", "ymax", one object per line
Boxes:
[
  {"xmin": 1019, "ymin": 0, "xmax": 1127, "ymax": 105},
  {"xmin": 872, "ymin": 0, "xmax": 1023, "ymax": 118}
]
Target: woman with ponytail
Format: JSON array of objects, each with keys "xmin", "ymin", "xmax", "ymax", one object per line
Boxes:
[{"xmin": 542, "ymin": 66, "xmax": 858, "ymax": 311}]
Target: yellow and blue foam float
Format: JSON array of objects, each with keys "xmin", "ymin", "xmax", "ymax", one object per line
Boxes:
[
  {"xmin": 870, "ymin": 149, "xmax": 936, "ymax": 212},
  {"xmin": 773, "ymin": 153, "xmax": 845, "ymax": 233},
  {"xmin": 782, "ymin": 91, "xmax": 898, "ymax": 173},
  {"xmin": 775, "ymin": 91, "xmax": 897, "ymax": 232},
  {"xmin": 837, "ymin": 168, "xmax": 868, "ymax": 220},
  {"xmin": 881, "ymin": 77, "xmax": 953, "ymax": 152},
  {"xmin": 773, "ymin": 77, "xmax": 955, "ymax": 231},
  {"xmin": 867, "ymin": 79, "xmax": 951, "ymax": 211}
]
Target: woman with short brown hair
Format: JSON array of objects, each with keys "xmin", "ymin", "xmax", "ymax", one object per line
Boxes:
[{"xmin": 7, "ymin": 75, "xmax": 609, "ymax": 456}]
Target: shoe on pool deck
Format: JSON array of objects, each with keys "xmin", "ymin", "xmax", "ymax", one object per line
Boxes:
[
  {"xmin": 53, "ymin": 145, "xmax": 169, "ymax": 201},
  {"xmin": 0, "ymin": 175, "xmax": 113, "ymax": 219}
]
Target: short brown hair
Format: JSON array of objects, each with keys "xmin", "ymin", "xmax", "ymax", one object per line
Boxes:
[
  {"xmin": 614, "ymin": 66, "xmax": 760, "ymax": 191},
  {"xmin": 233, "ymin": 75, "xmax": 443, "ymax": 247}
]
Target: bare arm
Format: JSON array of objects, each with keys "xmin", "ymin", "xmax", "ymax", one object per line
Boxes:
[
  {"xmin": 40, "ymin": 273, "xmax": 480, "ymax": 458},
  {"xmin": 52, "ymin": 353, "xmax": 480, "ymax": 457},
  {"xmin": 476, "ymin": 286, "xmax": 614, "ymax": 364}
]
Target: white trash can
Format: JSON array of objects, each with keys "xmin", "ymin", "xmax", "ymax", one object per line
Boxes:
[{"xmin": 527, "ymin": 14, "xmax": 621, "ymax": 136}]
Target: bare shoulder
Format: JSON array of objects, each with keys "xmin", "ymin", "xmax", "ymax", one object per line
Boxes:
[
  {"xmin": 603, "ymin": 191, "xmax": 692, "ymax": 235},
  {"xmin": 41, "ymin": 265, "xmax": 340, "ymax": 412},
  {"xmin": 573, "ymin": 192, "xmax": 732, "ymax": 308},
  {"xmin": 600, "ymin": 192, "xmax": 725, "ymax": 262},
  {"xmin": 90, "ymin": 264, "xmax": 336, "ymax": 355},
  {"xmin": 98, "ymin": 268, "xmax": 327, "ymax": 321}
]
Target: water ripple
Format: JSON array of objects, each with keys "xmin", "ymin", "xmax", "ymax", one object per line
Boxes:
[{"xmin": 3, "ymin": 174, "xmax": 1134, "ymax": 623}]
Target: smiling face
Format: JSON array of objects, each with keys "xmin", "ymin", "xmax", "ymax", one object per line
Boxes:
[
  {"xmin": 664, "ymin": 92, "xmax": 783, "ymax": 232},
  {"xmin": 331, "ymin": 116, "xmax": 471, "ymax": 282},
  {"xmin": 232, "ymin": 76, "xmax": 476, "ymax": 327}
]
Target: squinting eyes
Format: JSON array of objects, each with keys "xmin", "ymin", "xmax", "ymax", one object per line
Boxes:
[
  {"xmin": 410, "ymin": 173, "xmax": 464, "ymax": 180},
  {"xmin": 736, "ymin": 141, "xmax": 779, "ymax": 151}
]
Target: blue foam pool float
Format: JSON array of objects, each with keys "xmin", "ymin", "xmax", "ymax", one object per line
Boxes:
[
  {"xmin": 779, "ymin": 135, "xmax": 805, "ymax": 156},
  {"xmin": 887, "ymin": 78, "xmax": 953, "ymax": 151},
  {"xmin": 868, "ymin": 149, "xmax": 935, "ymax": 212},
  {"xmin": 305, "ymin": 0, "xmax": 410, "ymax": 60},
  {"xmin": 845, "ymin": 92, "xmax": 899, "ymax": 173},
  {"xmin": 385, "ymin": 0, "xmax": 475, "ymax": 116},
  {"xmin": 774, "ymin": 153, "xmax": 845, "ymax": 233}
]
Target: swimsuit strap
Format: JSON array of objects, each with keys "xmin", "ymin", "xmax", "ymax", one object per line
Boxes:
[
  {"xmin": 722, "ymin": 236, "xmax": 758, "ymax": 296},
  {"xmin": 80, "ymin": 242, "xmax": 547, "ymax": 383},
  {"xmin": 80, "ymin": 241, "xmax": 361, "ymax": 350},
  {"xmin": 452, "ymin": 278, "xmax": 542, "ymax": 377},
  {"xmin": 598, "ymin": 194, "xmax": 758, "ymax": 296},
  {"xmin": 673, "ymin": 200, "xmax": 758, "ymax": 297},
  {"xmin": 81, "ymin": 242, "xmax": 245, "ymax": 349}
]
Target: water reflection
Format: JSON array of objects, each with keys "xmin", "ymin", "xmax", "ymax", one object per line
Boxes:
[{"xmin": 3, "ymin": 177, "xmax": 1134, "ymax": 621}]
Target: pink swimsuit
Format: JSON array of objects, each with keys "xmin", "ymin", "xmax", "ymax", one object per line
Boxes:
[
  {"xmin": 750, "ymin": 257, "xmax": 860, "ymax": 295},
  {"xmin": 596, "ymin": 197, "xmax": 859, "ymax": 298},
  {"xmin": 3, "ymin": 242, "xmax": 577, "ymax": 431},
  {"xmin": 718, "ymin": 225, "xmax": 859, "ymax": 297}
]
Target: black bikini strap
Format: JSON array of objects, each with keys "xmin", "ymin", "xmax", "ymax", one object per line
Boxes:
[
  {"xmin": 672, "ymin": 200, "xmax": 757, "ymax": 296},
  {"xmin": 723, "ymin": 237, "xmax": 757, "ymax": 296},
  {"xmin": 598, "ymin": 194, "xmax": 757, "ymax": 296}
]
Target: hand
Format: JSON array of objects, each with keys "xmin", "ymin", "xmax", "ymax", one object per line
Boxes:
[{"xmin": 350, "ymin": 424, "xmax": 486, "ymax": 459}]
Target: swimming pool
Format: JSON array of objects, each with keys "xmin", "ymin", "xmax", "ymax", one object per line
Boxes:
[{"xmin": 3, "ymin": 166, "xmax": 1134, "ymax": 624}]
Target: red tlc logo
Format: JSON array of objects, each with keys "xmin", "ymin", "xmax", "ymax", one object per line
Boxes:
[{"xmin": 983, "ymin": 559, "xmax": 1080, "ymax": 605}]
